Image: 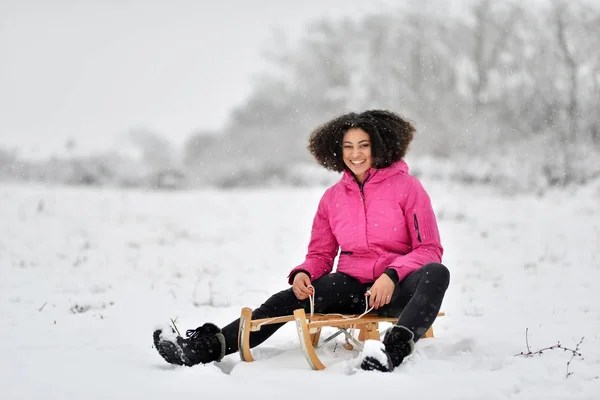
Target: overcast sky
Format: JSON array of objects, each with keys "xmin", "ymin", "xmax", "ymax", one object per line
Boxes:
[{"xmin": 1, "ymin": 0, "xmax": 410, "ymax": 158}]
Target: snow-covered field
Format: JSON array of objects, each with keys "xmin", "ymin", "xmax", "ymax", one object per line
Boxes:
[{"xmin": 1, "ymin": 179, "xmax": 599, "ymax": 399}]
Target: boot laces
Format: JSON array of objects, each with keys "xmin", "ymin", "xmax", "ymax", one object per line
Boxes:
[
  {"xmin": 184, "ymin": 326, "xmax": 219, "ymax": 352},
  {"xmin": 185, "ymin": 328, "xmax": 204, "ymax": 340}
]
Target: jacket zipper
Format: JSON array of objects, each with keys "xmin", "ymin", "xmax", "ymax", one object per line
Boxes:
[
  {"xmin": 413, "ymin": 214, "xmax": 422, "ymax": 243},
  {"xmin": 358, "ymin": 176, "xmax": 371, "ymax": 278},
  {"xmin": 357, "ymin": 174, "xmax": 371, "ymax": 200}
]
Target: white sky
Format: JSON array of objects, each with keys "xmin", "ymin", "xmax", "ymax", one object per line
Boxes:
[{"xmin": 1, "ymin": 0, "xmax": 403, "ymax": 158}]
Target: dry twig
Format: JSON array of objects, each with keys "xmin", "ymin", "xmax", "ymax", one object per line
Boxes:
[
  {"xmin": 170, "ymin": 317, "xmax": 182, "ymax": 336},
  {"xmin": 515, "ymin": 328, "xmax": 584, "ymax": 378}
]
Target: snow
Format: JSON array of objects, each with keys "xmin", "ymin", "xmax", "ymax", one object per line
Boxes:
[
  {"xmin": 155, "ymin": 323, "xmax": 178, "ymax": 343},
  {"xmin": 1, "ymin": 179, "xmax": 599, "ymax": 399}
]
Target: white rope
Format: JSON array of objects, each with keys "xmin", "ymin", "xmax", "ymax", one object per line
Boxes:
[
  {"xmin": 257, "ymin": 285, "xmax": 315, "ymax": 328},
  {"xmin": 307, "ymin": 285, "xmax": 315, "ymax": 317},
  {"xmin": 346, "ymin": 290, "xmax": 374, "ymax": 344},
  {"xmin": 361, "ymin": 290, "xmax": 374, "ymax": 317},
  {"xmin": 257, "ymin": 286, "xmax": 374, "ymax": 329}
]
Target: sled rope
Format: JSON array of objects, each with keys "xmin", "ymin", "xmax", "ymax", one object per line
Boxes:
[
  {"xmin": 307, "ymin": 286, "xmax": 374, "ymax": 319},
  {"xmin": 345, "ymin": 290, "xmax": 374, "ymax": 345},
  {"xmin": 255, "ymin": 285, "xmax": 374, "ymax": 329},
  {"xmin": 308, "ymin": 285, "xmax": 315, "ymax": 317}
]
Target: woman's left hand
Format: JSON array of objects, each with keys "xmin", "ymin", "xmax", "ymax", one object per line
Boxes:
[{"xmin": 367, "ymin": 274, "xmax": 395, "ymax": 310}]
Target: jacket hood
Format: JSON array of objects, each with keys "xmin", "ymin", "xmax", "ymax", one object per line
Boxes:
[{"xmin": 341, "ymin": 160, "xmax": 409, "ymax": 188}]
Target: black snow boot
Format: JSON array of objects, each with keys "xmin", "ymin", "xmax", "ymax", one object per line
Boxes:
[
  {"xmin": 153, "ymin": 322, "xmax": 226, "ymax": 367},
  {"xmin": 360, "ymin": 325, "xmax": 415, "ymax": 372}
]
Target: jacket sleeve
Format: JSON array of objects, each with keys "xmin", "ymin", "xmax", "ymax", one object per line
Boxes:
[
  {"xmin": 387, "ymin": 176, "xmax": 443, "ymax": 282},
  {"xmin": 287, "ymin": 190, "xmax": 339, "ymax": 284}
]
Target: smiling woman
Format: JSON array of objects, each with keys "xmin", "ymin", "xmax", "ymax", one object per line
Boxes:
[{"xmin": 153, "ymin": 109, "xmax": 450, "ymax": 373}]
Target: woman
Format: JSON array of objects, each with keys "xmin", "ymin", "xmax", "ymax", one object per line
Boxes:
[{"xmin": 153, "ymin": 110, "xmax": 450, "ymax": 372}]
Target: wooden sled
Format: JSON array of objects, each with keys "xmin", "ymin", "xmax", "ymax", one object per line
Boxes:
[{"xmin": 238, "ymin": 307, "xmax": 445, "ymax": 370}]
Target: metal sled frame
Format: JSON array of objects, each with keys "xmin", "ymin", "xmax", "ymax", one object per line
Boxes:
[{"xmin": 238, "ymin": 307, "xmax": 445, "ymax": 370}]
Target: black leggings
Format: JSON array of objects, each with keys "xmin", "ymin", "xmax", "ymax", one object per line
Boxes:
[{"xmin": 219, "ymin": 262, "xmax": 450, "ymax": 356}]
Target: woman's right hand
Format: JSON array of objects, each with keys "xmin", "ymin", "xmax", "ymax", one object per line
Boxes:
[{"xmin": 292, "ymin": 272, "xmax": 313, "ymax": 300}]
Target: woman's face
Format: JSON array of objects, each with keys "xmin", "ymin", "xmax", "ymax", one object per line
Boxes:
[{"xmin": 342, "ymin": 128, "xmax": 373, "ymax": 183}]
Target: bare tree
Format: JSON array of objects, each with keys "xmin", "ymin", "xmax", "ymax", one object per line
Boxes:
[
  {"xmin": 470, "ymin": 0, "xmax": 524, "ymax": 111},
  {"xmin": 553, "ymin": 1, "xmax": 579, "ymax": 144}
]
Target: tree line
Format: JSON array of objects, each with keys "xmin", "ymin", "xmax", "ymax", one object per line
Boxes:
[{"xmin": 2, "ymin": 0, "xmax": 599, "ymax": 191}]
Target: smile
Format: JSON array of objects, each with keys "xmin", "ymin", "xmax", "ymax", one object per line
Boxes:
[{"xmin": 351, "ymin": 160, "xmax": 366, "ymax": 165}]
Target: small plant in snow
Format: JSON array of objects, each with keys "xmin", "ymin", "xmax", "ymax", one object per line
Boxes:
[{"xmin": 515, "ymin": 328, "xmax": 584, "ymax": 378}]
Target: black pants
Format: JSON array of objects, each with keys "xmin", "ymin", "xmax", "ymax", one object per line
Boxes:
[{"xmin": 219, "ymin": 262, "xmax": 450, "ymax": 356}]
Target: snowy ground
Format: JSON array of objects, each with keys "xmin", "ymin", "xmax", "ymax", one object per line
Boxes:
[{"xmin": 1, "ymin": 178, "xmax": 599, "ymax": 399}]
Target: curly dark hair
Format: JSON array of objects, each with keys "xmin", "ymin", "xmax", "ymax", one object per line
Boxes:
[{"xmin": 307, "ymin": 109, "xmax": 416, "ymax": 172}]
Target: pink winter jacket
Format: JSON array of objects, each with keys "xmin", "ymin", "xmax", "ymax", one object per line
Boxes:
[{"xmin": 288, "ymin": 160, "xmax": 443, "ymax": 285}]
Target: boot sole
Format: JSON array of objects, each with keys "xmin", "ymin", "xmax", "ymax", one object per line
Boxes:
[
  {"xmin": 360, "ymin": 356, "xmax": 393, "ymax": 372},
  {"xmin": 153, "ymin": 330, "xmax": 187, "ymax": 366}
]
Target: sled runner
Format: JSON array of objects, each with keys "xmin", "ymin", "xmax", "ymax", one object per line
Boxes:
[{"xmin": 238, "ymin": 307, "xmax": 445, "ymax": 370}]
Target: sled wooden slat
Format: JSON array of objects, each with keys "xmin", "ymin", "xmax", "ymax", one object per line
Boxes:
[
  {"xmin": 238, "ymin": 307, "xmax": 445, "ymax": 370},
  {"xmin": 238, "ymin": 307, "xmax": 255, "ymax": 362},
  {"xmin": 246, "ymin": 314, "xmax": 297, "ymax": 331},
  {"xmin": 246, "ymin": 312, "xmax": 445, "ymax": 331},
  {"xmin": 242, "ymin": 313, "xmax": 393, "ymax": 331},
  {"xmin": 294, "ymin": 309, "xmax": 326, "ymax": 370},
  {"xmin": 303, "ymin": 316, "xmax": 397, "ymax": 329}
]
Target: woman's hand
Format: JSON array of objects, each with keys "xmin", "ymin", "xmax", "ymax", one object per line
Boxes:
[
  {"xmin": 292, "ymin": 272, "xmax": 313, "ymax": 300},
  {"xmin": 367, "ymin": 273, "xmax": 395, "ymax": 310}
]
